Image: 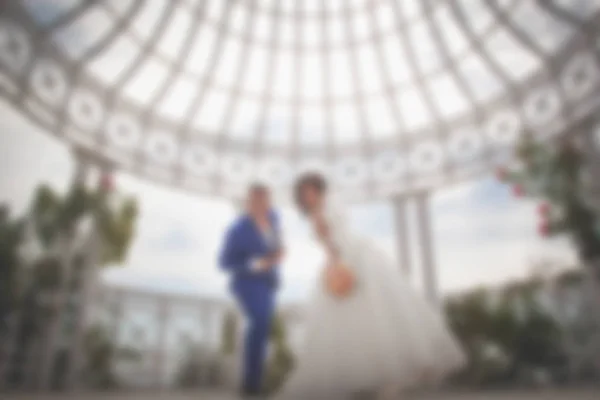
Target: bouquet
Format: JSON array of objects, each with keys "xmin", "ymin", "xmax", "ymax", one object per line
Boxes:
[{"xmin": 323, "ymin": 260, "xmax": 355, "ymax": 298}]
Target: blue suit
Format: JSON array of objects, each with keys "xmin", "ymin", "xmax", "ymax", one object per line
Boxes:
[{"xmin": 219, "ymin": 211, "xmax": 281, "ymax": 393}]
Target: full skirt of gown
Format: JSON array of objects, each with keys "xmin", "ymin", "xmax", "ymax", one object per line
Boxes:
[{"xmin": 277, "ymin": 207, "xmax": 466, "ymax": 399}]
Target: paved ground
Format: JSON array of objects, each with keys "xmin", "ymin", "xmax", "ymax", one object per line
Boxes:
[{"xmin": 3, "ymin": 388, "xmax": 599, "ymax": 400}]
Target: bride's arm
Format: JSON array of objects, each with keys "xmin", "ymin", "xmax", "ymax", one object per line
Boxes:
[{"xmin": 314, "ymin": 213, "xmax": 341, "ymax": 262}]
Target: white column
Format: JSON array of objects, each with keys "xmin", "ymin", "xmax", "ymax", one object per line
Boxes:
[
  {"xmin": 392, "ymin": 196, "xmax": 411, "ymax": 276},
  {"xmin": 415, "ymin": 192, "xmax": 439, "ymax": 306},
  {"xmin": 154, "ymin": 297, "xmax": 170, "ymax": 390},
  {"xmin": 64, "ymin": 224, "xmax": 102, "ymax": 390},
  {"xmin": 64, "ymin": 161, "xmax": 113, "ymax": 390}
]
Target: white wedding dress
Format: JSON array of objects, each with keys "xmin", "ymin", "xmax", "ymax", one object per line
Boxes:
[{"xmin": 277, "ymin": 198, "xmax": 466, "ymax": 399}]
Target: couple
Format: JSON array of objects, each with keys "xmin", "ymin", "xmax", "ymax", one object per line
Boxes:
[{"xmin": 218, "ymin": 173, "xmax": 465, "ymax": 399}]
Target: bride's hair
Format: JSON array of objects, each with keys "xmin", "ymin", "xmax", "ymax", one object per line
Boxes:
[{"xmin": 294, "ymin": 172, "xmax": 327, "ymax": 213}]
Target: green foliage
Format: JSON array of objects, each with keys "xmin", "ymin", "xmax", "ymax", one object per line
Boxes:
[
  {"xmin": 3, "ymin": 182, "xmax": 138, "ymax": 284},
  {"xmin": 0, "ymin": 181, "xmax": 139, "ymax": 389},
  {"xmin": 176, "ymin": 342, "xmax": 221, "ymax": 388},
  {"xmin": 28, "ymin": 183, "xmax": 139, "ymax": 266},
  {"xmin": 218, "ymin": 311, "xmax": 296, "ymax": 393},
  {"xmin": 39, "ymin": 256, "xmax": 67, "ymax": 287},
  {"xmin": 176, "ymin": 349, "xmax": 203, "ymax": 388},
  {"xmin": 264, "ymin": 314, "xmax": 296, "ymax": 394},
  {"xmin": 501, "ymin": 136, "xmax": 600, "ymax": 265},
  {"xmin": 0, "ymin": 206, "xmax": 24, "ymax": 329},
  {"xmin": 2, "ymin": 181, "xmax": 138, "ymax": 318},
  {"xmin": 446, "ymin": 275, "xmax": 567, "ymax": 387},
  {"xmin": 82, "ymin": 325, "xmax": 140, "ymax": 390},
  {"xmin": 96, "ymin": 197, "xmax": 138, "ymax": 265}
]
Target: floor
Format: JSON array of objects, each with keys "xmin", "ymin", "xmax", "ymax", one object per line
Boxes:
[{"xmin": 2, "ymin": 388, "xmax": 599, "ymax": 400}]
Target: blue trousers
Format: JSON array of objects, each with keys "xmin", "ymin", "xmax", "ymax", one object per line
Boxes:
[{"xmin": 233, "ymin": 281, "xmax": 275, "ymax": 393}]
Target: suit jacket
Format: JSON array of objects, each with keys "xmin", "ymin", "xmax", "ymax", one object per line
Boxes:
[{"xmin": 218, "ymin": 210, "xmax": 281, "ymax": 292}]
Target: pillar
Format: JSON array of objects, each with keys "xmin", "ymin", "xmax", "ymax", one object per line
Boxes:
[
  {"xmin": 392, "ymin": 196, "xmax": 411, "ymax": 276},
  {"xmin": 415, "ymin": 192, "xmax": 440, "ymax": 306},
  {"xmin": 63, "ymin": 225, "xmax": 101, "ymax": 390},
  {"xmin": 391, "ymin": 192, "xmax": 440, "ymax": 306},
  {"xmin": 154, "ymin": 297, "xmax": 170, "ymax": 390},
  {"xmin": 63, "ymin": 160, "xmax": 113, "ymax": 390},
  {"xmin": 197, "ymin": 303, "xmax": 208, "ymax": 385}
]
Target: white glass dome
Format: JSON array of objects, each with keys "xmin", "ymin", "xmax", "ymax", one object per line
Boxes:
[{"xmin": 0, "ymin": 0, "xmax": 599, "ymax": 201}]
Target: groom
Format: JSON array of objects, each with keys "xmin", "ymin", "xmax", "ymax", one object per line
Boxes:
[{"xmin": 219, "ymin": 184, "xmax": 284, "ymax": 397}]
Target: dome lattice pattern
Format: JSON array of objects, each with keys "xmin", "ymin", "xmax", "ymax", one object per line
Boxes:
[{"xmin": 0, "ymin": 0, "xmax": 599, "ymax": 201}]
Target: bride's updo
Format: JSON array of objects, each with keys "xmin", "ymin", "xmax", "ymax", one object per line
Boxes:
[{"xmin": 294, "ymin": 172, "xmax": 327, "ymax": 214}]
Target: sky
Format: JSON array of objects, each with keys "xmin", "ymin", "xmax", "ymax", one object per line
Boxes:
[
  {"xmin": 0, "ymin": 102, "xmax": 578, "ymax": 304},
  {"xmin": 0, "ymin": 0, "xmax": 590, "ymax": 305}
]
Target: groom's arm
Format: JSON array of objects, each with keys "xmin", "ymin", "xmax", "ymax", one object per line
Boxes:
[
  {"xmin": 219, "ymin": 226, "xmax": 249, "ymax": 274},
  {"xmin": 219, "ymin": 226, "xmax": 272, "ymax": 274}
]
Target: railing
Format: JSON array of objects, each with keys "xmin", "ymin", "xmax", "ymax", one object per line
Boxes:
[{"xmin": 0, "ymin": 282, "xmax": 235, "ymax": 392}]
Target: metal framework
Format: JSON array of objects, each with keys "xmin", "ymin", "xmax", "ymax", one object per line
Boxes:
[{"xmin": 0, "ymin": 0, "xmax": 598, "ymax": 202}]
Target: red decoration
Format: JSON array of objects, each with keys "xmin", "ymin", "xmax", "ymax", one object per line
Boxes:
[
  {"xmin": 537, "ymin": 202, "xmax": 551, "ymax": 217},
  {"xmin": 512, "ymin": 184, "xmax": 525, "ymax": 197},
  {"xmin": 495, "ymin": 167, "xmax": 508, "ymax": 181},
  {"xmin": 538, "ymin": 220, "xmax": 550, "ymax": 237},
  {"xmin": 99, "ymin": 173, "xmax": 114, "ymax": 192}
]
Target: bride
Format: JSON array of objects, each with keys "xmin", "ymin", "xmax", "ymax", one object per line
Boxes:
[{"xmin": 277, "ymin": 173, "xmax": 466, "ymax": 399}]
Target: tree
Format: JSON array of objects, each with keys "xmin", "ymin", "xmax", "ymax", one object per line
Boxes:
[
  {"xmin": 446, "ymin": 275, "xmax": 566, "ymax": 387},
  {"xmin": 29, "ymin": 180, "xmax": 138, "ymax": 266},
  {"xmin": 10, "ymin": 180, "xmax": 138, "ymax": 294},
  {"xmin": 445, "ymin": 290, "xmax": 509, "ymax": 386},
  {"xmin": 0, "ymin": 206, "xmax": 24, "ymax": 331},
  {"xmin": 497, "ymin": 136, "xmax": 600, "ymax": 273},
  {"xmin": 0, "ymin": 178, "xmax": 138, "ymax": 388}
]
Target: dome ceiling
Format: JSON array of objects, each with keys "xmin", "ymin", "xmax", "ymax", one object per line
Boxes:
[{"xmin": 0, "ymin": 0, "xmax": 599, "ymax": 201}]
